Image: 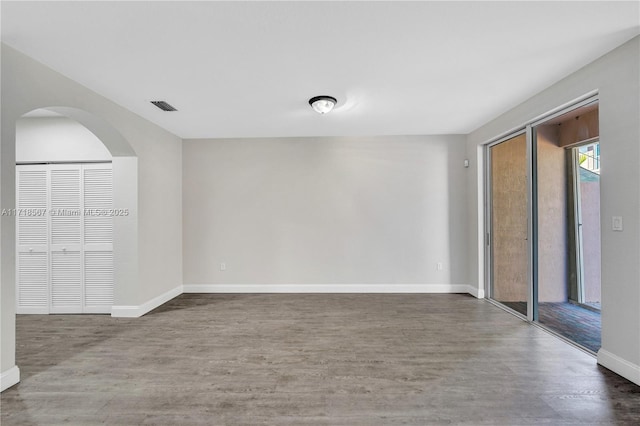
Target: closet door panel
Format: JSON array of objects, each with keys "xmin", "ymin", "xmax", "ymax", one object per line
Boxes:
[
  {"xmin": 49, "ymin": 165, "xmax": 83, "ymax": 313},
  {"xmin": 50, "ymin": 167, "xmax": 82, "ymax": 245},
  {"xmin": 83, "ymin": 164, "xmax": 114, "ymax": 313},
  {"xmin": 84, "ymin": 167, "xmax": 113, "ymax": 245},
  {"xmin": 50, "ymin": 250, "xmax": 83, "ymax": 312},
  {"xmin": 84, "ymin": 251, "xmax": 114, "ymax": 311},
  {"xmin": 17, "ymin": 252, "xmax": 49, "ymax": 311},
  {"xmin": 16, "ymin": 163, "xmax": 114, "ymax": 314},
  {"xmin": 16, "ymin": 166, "xmax": 49, "ymax": 313}
]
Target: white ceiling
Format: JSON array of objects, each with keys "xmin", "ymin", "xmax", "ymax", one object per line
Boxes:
[{"xmin": 2, "ymin": 1, "xmax": 638, "ymax": 139}]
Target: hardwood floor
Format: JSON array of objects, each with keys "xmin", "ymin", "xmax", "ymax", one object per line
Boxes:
[{"xmin": 1, "ymin": 294, "xmax": 639, "ymax": 425}]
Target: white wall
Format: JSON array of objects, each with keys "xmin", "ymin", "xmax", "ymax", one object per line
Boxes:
[
  {"xmin": 466, "ymin": 36, "xmax": 640, "ymax": 384},
  {"xmin": 16, "ymin": 116, "xmax": 111, "ymax": 163},
  {"xmin": 183, "ymin": 135, "xmax": 469, "ymax": 290},
  {"xmin": 1, "ymin": 44, "xmax": 183, "ymax": 389}
]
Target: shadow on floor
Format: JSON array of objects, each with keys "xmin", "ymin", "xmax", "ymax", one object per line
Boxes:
[{"xmin": 14, "ymin": 314, "xmax": 132, "ymax": 381}]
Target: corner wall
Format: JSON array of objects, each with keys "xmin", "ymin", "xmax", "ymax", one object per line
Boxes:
[{"xmin": 466, "ymin": 36, "xmax": 640, "ymax": 384}]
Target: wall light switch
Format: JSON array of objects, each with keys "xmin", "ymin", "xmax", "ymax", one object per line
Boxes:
[
  {"xmin": 437, "ymin": 262, "xmax": 443, "ymax": 271},
  {"xmin": 220, "ymin": 262, "xmax": 226, "ymax": 271},
  {"xmin": 612, "ymin": 216, "xmax": 623, "ymax": 231}
]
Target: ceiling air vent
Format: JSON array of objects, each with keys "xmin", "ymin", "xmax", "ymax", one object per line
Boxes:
[{"xmin": 150, "ymin": 100, "xmax": 178, "ymax": 111}]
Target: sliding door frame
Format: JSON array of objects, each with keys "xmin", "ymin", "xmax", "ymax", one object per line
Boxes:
[
  {"xmin": 528, "ymin": 125, "xmax": 537, "ymax": 321},
  {"xmin": 530, "ymin": 94, "xmax": 599, "ymax": 322},
  {"xmin": 484, "ymin": 92, "xmax": 599, "ymax": 325},
  {"xmin": 484, "ymin": 128, "xmax": 533, "ymax": 321},
  {"xmin": 570, "ymin": 146, "xmax": 586, "ymax": 304}
]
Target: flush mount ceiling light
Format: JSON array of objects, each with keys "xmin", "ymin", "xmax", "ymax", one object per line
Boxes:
[{"xmin": 309, "ymin": 95, "xmax": 337, "ymax": 114}]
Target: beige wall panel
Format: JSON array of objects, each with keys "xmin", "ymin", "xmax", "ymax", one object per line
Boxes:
[
  {"xmin": 491, "ymin": 134, "xmax": 528, "ymax": 302},
  {"xmin": 536, "ymin": 125, "xmax": 568, "ymax": 302}
]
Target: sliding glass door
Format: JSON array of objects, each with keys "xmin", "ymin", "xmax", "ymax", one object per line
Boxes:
[
  {"xmin": 487, "ymin": 133, "xmax": 529, "ymax": 317},
  {"xmin": 533, "ymin": 102, "xmax": 601, "ymax": 352},
  {"xmin": 486, "ymin": 97, "xmax": 601, "ymax": 353}
]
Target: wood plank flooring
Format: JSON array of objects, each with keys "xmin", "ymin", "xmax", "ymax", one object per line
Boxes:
[{"xmin": 1, "ymin": 294, "xmax": 639, "ymax": 425}]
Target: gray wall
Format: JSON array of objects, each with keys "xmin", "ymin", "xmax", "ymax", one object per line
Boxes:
[
  {"xmin": 581, "ymin": 179, "xmax": 601, "ymax": 303},
  {"xmin": 466, "ymin": 36, "xmax": 640, "ymax": 382},
  {"xmin": 183, "ymin": 136, "xmax": 469, "ymax": 288},
  {"xmin": 1, "ymin": 45, "xmax": 183, "ymax": 379}
]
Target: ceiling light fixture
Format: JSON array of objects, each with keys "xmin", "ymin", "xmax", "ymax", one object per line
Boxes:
[{"xmin": 309, "ymin": 96, "xmax": 337, "ymax": 114}]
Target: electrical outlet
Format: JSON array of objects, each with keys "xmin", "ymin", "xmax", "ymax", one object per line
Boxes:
[{"xmin": 612, "ymin": 216, "xmax": 623, "ymax": 231}]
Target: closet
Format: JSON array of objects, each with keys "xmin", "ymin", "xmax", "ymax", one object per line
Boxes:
[{"xmin": 16, "ymin": 163, "xmax": 114, "ymax": 314}]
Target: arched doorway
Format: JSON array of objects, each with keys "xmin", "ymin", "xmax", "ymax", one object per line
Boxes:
[{"xmin": 14, "ymin": 107, "xmax": 138, "ymax": 315}]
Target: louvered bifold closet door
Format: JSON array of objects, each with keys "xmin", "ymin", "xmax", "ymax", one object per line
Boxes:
[
  {"xmin": 49, "ymin": 165, "xmax": 83, "ymax": 313},
  {"xmin": 83, "ymin": 164, "xmax": 114, "ymax": 313},
  {"xmin": 16, "ymin": 165, "xmax": 49, "ymax": 314}
]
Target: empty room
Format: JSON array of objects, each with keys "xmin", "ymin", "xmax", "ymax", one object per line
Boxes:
[{"xmin": 1, "ymin": 1, "xmax": 639, "ymax": 425}]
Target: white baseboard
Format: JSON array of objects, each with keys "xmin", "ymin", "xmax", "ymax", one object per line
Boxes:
[
  {"xmin": 110, "ymin": 305, "xmax": 140, "ymax": 317},
  {"xmin": 466, "ymin": 285, "xmax": 485, "ymax": 299},
  {"xmin": 16, "ymin": 307, "xmax": 48, "ymax": 315},
  {"xmin": 183, "ymin": 283, "xmax": 472, "ymax": 294},
  {"xmin": 597, "ymin": 349, "xmax": 640, "ymax": 386},
  {"xmin": 0, "ymin": 365, "xmax": 20, "ymax": 392},
  {"xmin": 112, "ymin": 283, "xmax": 477, "ymax": 316},
  {"xmin": 111, "ymin": 285, "xmax": 183, "ymax": 318}
]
